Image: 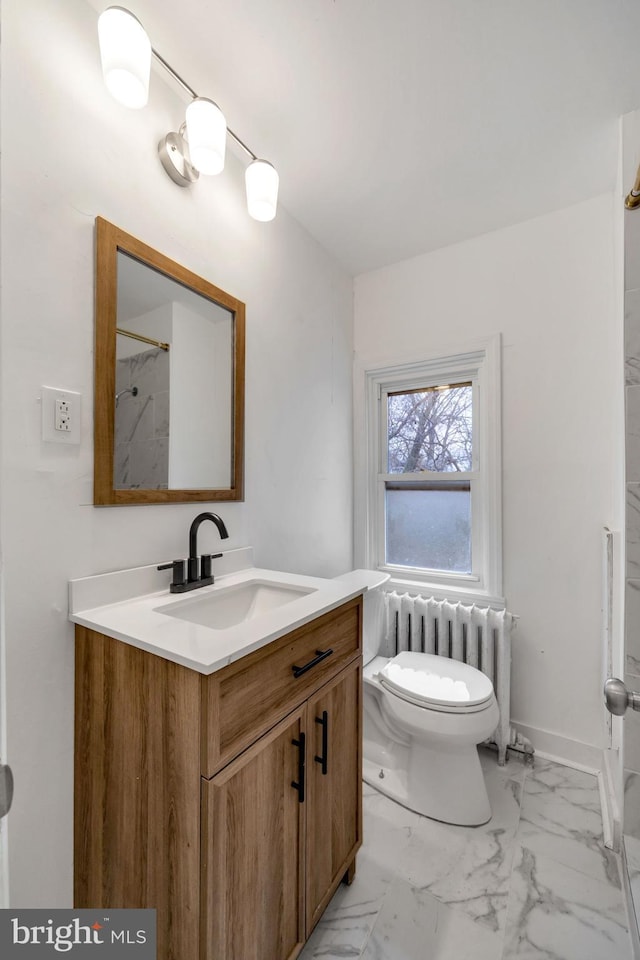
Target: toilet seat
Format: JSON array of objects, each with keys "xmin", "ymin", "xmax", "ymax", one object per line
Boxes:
[
  {"xmin": 377, "ymin": 651, "xmax": 495, "ymax": 714},
  {"xmin": 363, "ymin": 652, "xmax": 499, "ymax": 824}
]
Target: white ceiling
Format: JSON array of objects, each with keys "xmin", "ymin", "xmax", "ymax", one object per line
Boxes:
[{"xmin": 102, "ymin": 0, "xmax": 640, "ymax": 275}]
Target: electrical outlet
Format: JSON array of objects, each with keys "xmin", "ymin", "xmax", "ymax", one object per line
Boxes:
[
  {"xmin": 55, "ymin": 398, "xmax": 71, "ymax": 432},
  {"xmin": 41, "ymin": 386, "xmax": 81, "ymax": 444}
]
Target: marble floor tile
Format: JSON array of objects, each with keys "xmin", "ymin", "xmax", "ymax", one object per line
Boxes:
[
  {"xmin": 298, "ymin": 791, "xmax": 420, "ymax": 960},
  {"xmin": 517, "ymin": 758, "xmax": 620, "ymax": 887},
  {"xmin": 397, "ymin": 811, "xmax": 469, "ymax": 888},
  {"xmin": 479, "ymin": 751, "xmax": 526, "ymax": 835},
  {"xmin": 624, "ymin": 835, "xmax": 640, "ymax": 941},
  {"xmin": 519, "ymin": 760, "xmax": 604, "ymax": 841},
  {"xmin": 391, "ymin": 747, "xmax": 525, "ymax": 934},
  {"xmin": 522, "ymin": 758, "xmax": 603, "ymax": 813},
  {"xmin": 297, "ymin": 849, "xmax": 390, "ymax": 960},
  {"xmin": 515, "ymin": 820, "xmax": 621, "ymax": 889},
  {"xmin": 624, "ymin": 771, "xmax": 640, "ymax": 840},
  {"xmin": 360, "ymin": 789, "xmax": 421, "ymax": 879},
  {"xmin": 361, "ymin": 876, "xmax": 505, "ymax": 960},
  {"xmin": 404, "ymin": 820, "xmax": 516, "ymax": 935},
  {"xmin": 480, "ymin": 744, "xmax": 529, "ymax": 784},
  {"xmin": 624, "ymin": 833, "xmax": 640, "ymax": 875},
  {"xmin": 304, "ymin": 752, "xmax": 631, "ymax": 959},
  {"xmin": 503, "ymin": 845, "xmax": 629, "ymax": 960}
]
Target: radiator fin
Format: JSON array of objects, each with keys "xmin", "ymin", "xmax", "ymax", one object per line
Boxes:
[{"xmin": 383, "ymin": 591, "xmax": 516, "ymax": 765}]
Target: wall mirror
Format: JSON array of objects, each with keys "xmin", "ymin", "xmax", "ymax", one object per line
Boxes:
[{"xmin": 94, "ymin": 217, "xmax": 245, "ymax": 504}]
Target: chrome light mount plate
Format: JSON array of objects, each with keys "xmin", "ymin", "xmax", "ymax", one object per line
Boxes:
[{"xmin": 158, "ymin": 129, "xmax": 199, "ymax": 187}]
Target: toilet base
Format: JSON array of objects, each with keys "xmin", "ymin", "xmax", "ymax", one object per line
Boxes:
[{"xmin": 363, "ymin": 737, "xmax": 492, "ymax": 826}]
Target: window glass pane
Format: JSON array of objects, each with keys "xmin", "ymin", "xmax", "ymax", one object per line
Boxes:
[
  {"xmin": 387, "ymin": 383, "xmax": 472, "ymax": 473},
  {"xmin": 385, "ymin": 485, "xmax": 471, "ymax": 573}
]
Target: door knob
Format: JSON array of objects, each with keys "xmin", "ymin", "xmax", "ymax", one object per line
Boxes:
[
  {"xmin": 604, "ymin": 677, "xmax": 640, "ymax": 716},
  {"xmin": 0, "ymin": 764, "xmax": 13, "ymax": 820}
]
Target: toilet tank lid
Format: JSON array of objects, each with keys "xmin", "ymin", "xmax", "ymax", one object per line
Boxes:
[
  {"xmin": 380, "ymin": 651, "xmax": 494, "ymax": 707},
  {"xmin": 332, "ymin": 569, "xmax": 391, "ymax": 591}
]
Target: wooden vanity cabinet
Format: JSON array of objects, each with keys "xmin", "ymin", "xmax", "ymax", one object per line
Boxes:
[
  {"xmin": 305, "ymin": 665, "xmax": 361, "ymax": 932},
  {"xmin": 74, "ymin": 595, "xmax": 363, "ymax": 960},
  {"xmin": 200, "ymin": 707, "xmax": 306, "ymax": 960}
]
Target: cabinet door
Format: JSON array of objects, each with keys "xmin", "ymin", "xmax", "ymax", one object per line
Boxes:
[
  {"xmin": 306, "ymin": 662, "xmax": 362, "ymax": 932},
  {"xmin": 201, "ymin": 708, "xmax": 305, "ymax": 960}
]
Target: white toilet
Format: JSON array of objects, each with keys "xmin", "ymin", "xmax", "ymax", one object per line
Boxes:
[{"xmin": 359, "ymin": 572, "xmax": 500, "ymax": 826}]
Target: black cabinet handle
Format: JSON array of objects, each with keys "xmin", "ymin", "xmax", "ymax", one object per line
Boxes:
[
  {"xmin": 314, "ymin": 711, "xmax": 328, "ymax": 775},
  {"xmin": 291, "ymin": 733, "xmax": 306, "ymax": 803},
  {"xmin": 292, "ymin": 648, "xmax": 333, "ymax": 679}
]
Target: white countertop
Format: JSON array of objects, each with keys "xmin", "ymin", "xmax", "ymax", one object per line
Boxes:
[{"xmin": 69, "ymin": 550, "xmax": 385, "ymax": 675}]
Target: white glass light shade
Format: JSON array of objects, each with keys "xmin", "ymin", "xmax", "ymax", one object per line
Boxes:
[
  {"xmin": 245, "ymin": 160, "xmax": 279, "ymax": 222},
  {"xmin": 185, "ymin": 98, "xmax": 227, "ymax": 175},
  {"xmin": 98, "ymin": 6, "xmax": 151, "ymax": 109}
]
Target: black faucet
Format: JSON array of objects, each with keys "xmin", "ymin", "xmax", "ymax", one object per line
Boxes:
[
  {"xmin": 158, "ymin": 512, "xmax": 229, "ymax": 594},
  {"xmin": 188, "ymin": 512, "xmax": 229, "ymax": 581}
]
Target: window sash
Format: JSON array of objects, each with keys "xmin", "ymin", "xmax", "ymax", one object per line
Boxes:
[
  {"xmin": 383, "ymin": 480, "xmax": 472, "ymax": 575},
  {"xmin": 379, "ymin": 472, "xmax": 478, "ymax": 484},
  {"xmin": 376, "ymin": 475, "xmax": 482, "ymax": 581},
  {"xmin": 379, "ymin": 381, "xmax": 479, "ymax": 476},
  {"xmin": 386, "ymin": 381, "xmax": 473, "ymax": 476}
]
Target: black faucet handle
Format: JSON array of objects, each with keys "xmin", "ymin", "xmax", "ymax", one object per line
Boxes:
[
  {"xmin": 157, "ymin": 559, "xmax": 186, "ymax": 587},
  {"xmin": 200, "ymin": 553, "xmax": 223, "ymax": 579},
  {"xmin": 187, "ymin": 556, "xmax": 199, "ymax": 583}
]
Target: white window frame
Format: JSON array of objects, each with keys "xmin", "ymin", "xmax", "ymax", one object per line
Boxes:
[{"xmin": 354, "ymin": 334, "xmax": 503, "ymax": 604}]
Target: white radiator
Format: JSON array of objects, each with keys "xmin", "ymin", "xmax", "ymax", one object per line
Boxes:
[{"xmin": 383, "ymin": 591, "xmax": 525, "ymax": 765}]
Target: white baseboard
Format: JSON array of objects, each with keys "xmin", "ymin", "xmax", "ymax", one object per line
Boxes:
[{"xmin": 510, "ymin": 721, "xmax": 602, "ymax": 773}]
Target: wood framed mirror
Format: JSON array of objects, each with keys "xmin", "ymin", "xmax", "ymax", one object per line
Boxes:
[{"xmin": 94, "ymin": 217, "xmax": 245, "ymax": 504}]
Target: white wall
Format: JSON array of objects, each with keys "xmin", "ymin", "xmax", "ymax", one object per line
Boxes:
[
  {"xmin": 169, "ymin": 301, "xmax": 231, "ymax": 489},
  {"xmin": 0, "ymin": 0, "xmax": 354, "ymax": 905},
  {"xmin": 354, "ymin": 194, "xmax": 621, "ymax": 762}
]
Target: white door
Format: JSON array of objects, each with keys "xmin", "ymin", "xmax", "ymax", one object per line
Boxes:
[
  {"xmin": 0, "ymin": 582, "xmax": 11, "ymax": 907},
  {"xmin": 602, "ymin": 528, "xmax": 625, "ymax": 850},
  {"xmin": 605, "ymin": 674, "xmax": 640, "ymax": 942}
]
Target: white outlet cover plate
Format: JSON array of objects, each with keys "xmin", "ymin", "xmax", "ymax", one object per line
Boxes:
[{"xmin": 41, "ymin": 386, "xmax": 81, "ymax": 444}]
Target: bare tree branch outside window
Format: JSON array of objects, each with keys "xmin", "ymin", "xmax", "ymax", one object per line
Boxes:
[{"xmin": 387, "ymin": 383, "xmax": 472, "ymax": 473}]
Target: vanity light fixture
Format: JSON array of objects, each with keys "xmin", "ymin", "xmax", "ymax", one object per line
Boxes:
[
  {"xmin": 98, "ymin": 6, "xmax": 151, "ymax": 109},
  {"xmin": 245, "ymin": 160, "xmax": 280, "ymax": 223},
  {"xmin": 97, "ymin": 5, "xmax": 279, "ymax": 221},
  {"xmin": 185, "ymin": 97, "xmax": 226, "ymax": 176}
]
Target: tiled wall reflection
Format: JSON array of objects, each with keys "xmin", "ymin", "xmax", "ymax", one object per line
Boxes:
[
  {"xmin": 626, "ymin": 208, "xmax": 640, "ymax": 834},
  {"xmin": 114, "ymin": 347, "xmax": 170, "ymax": 489}
]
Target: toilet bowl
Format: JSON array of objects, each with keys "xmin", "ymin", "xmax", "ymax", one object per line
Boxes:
[{"xmin": 354, "ymin": 572, "xmax": 499, "ymax": 826}]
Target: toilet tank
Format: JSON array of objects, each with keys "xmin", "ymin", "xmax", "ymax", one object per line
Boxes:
[{"xmin": 332, "ymin": 570, "xmax": 390, "ymax": 665}]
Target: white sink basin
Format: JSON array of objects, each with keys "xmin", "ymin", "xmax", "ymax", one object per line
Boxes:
[
  {"xmin": 69, "ymin": 555, "xmax": 377, "ymax": 674},
  {"xmin": 156, "ymin": 579, "xmax": 316, "ymax": 630}
]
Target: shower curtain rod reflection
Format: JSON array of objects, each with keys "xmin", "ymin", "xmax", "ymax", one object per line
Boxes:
[
  {"xmin": 116, "ymin": 327, "xmax": 170, "ymax": 351},
  {"xmin": 625, "ymin": 162, "xmax": 640, "ymax": 210}
]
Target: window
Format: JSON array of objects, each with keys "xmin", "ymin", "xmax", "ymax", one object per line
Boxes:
[
  {"xmin": 386, "ymin": 381, "xmax": 473, "ymax": 572},
  {"xmin": 357, "ymin": 335, "xmax": 502, "ymax": 601}
]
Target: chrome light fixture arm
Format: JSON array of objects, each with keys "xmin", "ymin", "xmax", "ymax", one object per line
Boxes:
[
  {"xmin": 152, "ymin": 46, "xmax": 257, "ymax": 159},
  {"xmin": 99, "ymin": 6, "xmax": 278, "ymax": 217}
]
